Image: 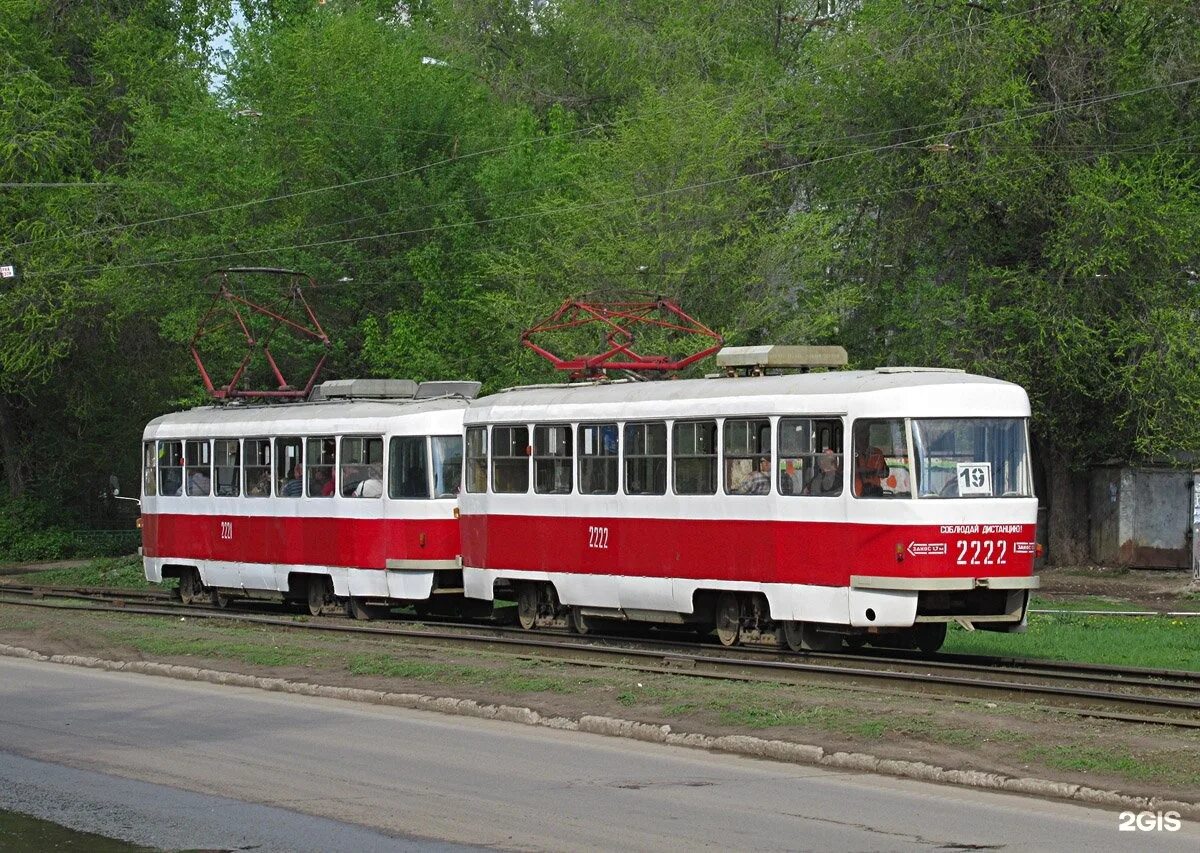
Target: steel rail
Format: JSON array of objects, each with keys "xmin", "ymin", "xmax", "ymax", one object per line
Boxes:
[{"xmin": 1030, "ymin": 608, "xmax": 1200, "ymax": 617}]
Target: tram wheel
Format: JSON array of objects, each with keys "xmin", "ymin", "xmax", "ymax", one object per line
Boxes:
[
  {"xmin": 801, "ymin": 623, "xmax": 843, "ymax": 652},
  {"xmin": 568, "ymin": 606, "xmax": 591, "ymax": 636},
  {"xmin": 714, "ymin": 592, "xmax": 741, "ymax": 647},
  {"xmin": 307, "ymin": 576, "xmax": 329, "ymax": 617},
  {"xmin": 844, "ymin": 635, "xmax": 867, "ymax": 651},
  {"xmin": 348, "ymin": 597, "xmax": 381, "ymax": 621},
  {"xmin": 178, "ymin": 569, "xmax": 202, "ymax": 605},
  {"xmin": 781, "ymin": 620, "xmax": 805, "ymax": 653},
  {"xmin": 210, "ymin": 589, "xmax": 230, "ymax": 609},
  {"xmin": 914, "ymin": 622, "xmax": 947, "ymax": 654},
  {"xmin": 516, "ymin": 583, "xmax": 539, "ymax": 631}
]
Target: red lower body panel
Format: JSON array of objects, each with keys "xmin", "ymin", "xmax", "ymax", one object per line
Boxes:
[
  {"xmin": 460, "ymin": 514, "xmax": 1035, "ymax": 587},
  {"xmin": 141, "ymin": 513, "xmax": 459, "ymax": 569}
]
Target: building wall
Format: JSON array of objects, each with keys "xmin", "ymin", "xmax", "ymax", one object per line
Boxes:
[{"xmin": 1088, "ymin": 467, "xmax": 1192, "ymax": 569}]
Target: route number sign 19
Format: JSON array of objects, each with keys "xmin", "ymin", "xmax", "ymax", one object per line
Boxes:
[{"xmin": 956, "ymin": 462, "xmax": 992, "ymax": 496}]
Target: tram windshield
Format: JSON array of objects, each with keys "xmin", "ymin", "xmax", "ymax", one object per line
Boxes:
[{"xmin": 912, "ymin": 418, "xmax": 1032, "ymax": 498}]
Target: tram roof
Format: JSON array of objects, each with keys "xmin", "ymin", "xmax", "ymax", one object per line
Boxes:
[
  {"xmin": 144, "ymin": 396, "xmax": 469, "ymax": 438},
  {"xmin": 466, "ymin": 369, "xmax": 1030, "ymax": 423}
]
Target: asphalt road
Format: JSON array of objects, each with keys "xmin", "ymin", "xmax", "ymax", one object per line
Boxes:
[{"xmin": 0, "ymin": 656, "xmax": 1195, "ymax": 852}]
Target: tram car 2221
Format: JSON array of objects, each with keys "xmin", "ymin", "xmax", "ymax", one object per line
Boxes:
[
  {"xmin": 139, "ymin": 380, "xmax": 481, "ymax": 619},
  {"xmin": 456, "ymin": 365, "xmax": 1039, "ymax": 653}
]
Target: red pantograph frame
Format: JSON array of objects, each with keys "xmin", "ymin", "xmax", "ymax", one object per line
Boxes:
[
  {"xmin": 189, "ymin": 267, "xmax": 331, "ymax": 400},
  {"xmin": 521, "ymin": 294, "xmax": 724, "ymax": 379}
]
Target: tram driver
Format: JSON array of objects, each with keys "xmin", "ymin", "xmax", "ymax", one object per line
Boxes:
[{"xmin": 853, "ymin": 424, "xmax": 890, "ymax": 498}]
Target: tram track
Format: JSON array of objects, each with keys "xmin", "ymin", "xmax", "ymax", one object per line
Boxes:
[
  {"xmin": 9, "ymin": 580, "xmax": 1187, "ymax": 688},
  {"xmin": 1, "ymin": 583, "xmax": 1198, "ymax": 729}
]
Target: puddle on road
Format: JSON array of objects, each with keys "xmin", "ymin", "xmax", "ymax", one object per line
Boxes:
[{"xmin": 0, "ymin": 807, "xmax": 153, "ymax": 851}]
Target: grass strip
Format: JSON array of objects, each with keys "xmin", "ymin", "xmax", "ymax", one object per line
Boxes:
[{"xmin": 943, "ymin": 612, "xmax": 1200, "ymax": 670}]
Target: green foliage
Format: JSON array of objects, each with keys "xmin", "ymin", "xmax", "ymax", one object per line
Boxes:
[
  {"xmin": 0, "ymin": 497, "xmax": 138, "ymax": 562},
  {"xmin": 19, "ymin": 555, "xmax": 155, "ymax": 588},
  {"xmin": 3, "ymin": 0, "xmax": 1200, "ymax": 559}
]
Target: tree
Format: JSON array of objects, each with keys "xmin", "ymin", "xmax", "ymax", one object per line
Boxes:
[{"xmin": 772, "ymin": 0, "xmax": 1200, "ymax": 561}]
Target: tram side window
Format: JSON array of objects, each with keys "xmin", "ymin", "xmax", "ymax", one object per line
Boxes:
[
  {"xmin": 390, "ymin": 436, "xmax": 431, "ymax": 499},
  {"xmin": 852, "ymin": 419, "xmax": 911, "ymax": 498},
  {"xmin": 158, "ymin": 441, "xmax": 183, "ymax": 496},
  {"xmin": 341, "ymin": 436, "xmax": 383, "ymax": 498},
  {"xmin": 724, "ymin": 419, "xmax": 771, "ymax": 495},
  {"xmin": 673, "ymin": 420, "xmax": 717, "ymax": 495},
  {"xmin": 245, "ymin": 439, "xmax": 272, "ymax": 497},
  {"xmin": 492, "ymin": 426, "xmax": 530, "ymax": 494},
  {"xmin": 142, "ymin": 442, "xmax": 156, "ymax": 497},
  {"xmin": 778, "ymin": 418, "xmax": 843, "ymax": 497},
  {"xmin": 464, "ymin": 427, "xmax": 487, "ymax": 493},
  {"xmin": 533, "ymin": 425, "xmax": 572, "ymax": 494},
  {"xmin": 276, "ymin": 438, "xmax": 303, "ymax": 497},
  {"xmin": 157, "ymin": 441, "xmax": 183, "ymax": 496},
  {"xmin": 578, "ymin": 423, "xmax": 618, "ymax": 495},
  {"xmin": 305, "ymin": 437, "xmax": 336, "ymax": 497},
  {"xmin": 624, "ymin": 422, "xmax": 666, "ymax": 496},
  {"xmin": 432, "ymin": 435, "xmax": 463, "ymax": 498},
  {"xmin": 213, "ymin": 439, "xmax": 240, "ymax": 497},
  {"xmin": 185, "ymin": 440, "xmax": 211, "ymax": 496}
]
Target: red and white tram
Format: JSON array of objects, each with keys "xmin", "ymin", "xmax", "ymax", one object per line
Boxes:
[
  {"xmin": 140, "ymin": 380, "xmax": 478, "ymax": 617},
  {"xmin": 458, "ymin": 366, "xmax": 1039, "ymax": 652}
]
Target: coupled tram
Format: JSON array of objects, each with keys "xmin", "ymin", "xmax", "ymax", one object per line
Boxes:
[{"xmin": 140, "ymin": 353, "xmax": 1040, "ymax": 653}]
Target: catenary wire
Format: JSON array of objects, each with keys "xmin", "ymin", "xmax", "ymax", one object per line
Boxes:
[
  {"xmin": 8, "ymin": 0, "xmax": 1074, "ymax": 252},
  {"xmin": 23, "ymin": 73, "xmax": 1200, "ymax": 281}
]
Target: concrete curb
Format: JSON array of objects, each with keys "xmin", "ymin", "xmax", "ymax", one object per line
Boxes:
[{"xmin": 4, "ymin": 642, "xmax": 1197, "ymax": 820}]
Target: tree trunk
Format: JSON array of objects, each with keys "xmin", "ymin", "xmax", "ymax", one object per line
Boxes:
[
  {"xmin": 1044, "ymin": 446, "xmax": 1089, "ymax": 566},
  {"xmin": 0, "ymin": 394, "xmax": 25, "ymax": 498}
]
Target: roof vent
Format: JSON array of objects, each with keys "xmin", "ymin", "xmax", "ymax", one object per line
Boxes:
[
  {"xmin": 715, "ymin": 345, "xmax": 848, "ymax": 376},
  {"xmin": 416, "ymin": 380, "xmax": 482, "ymax": 399},
  {"xmin": 311, "ymin": 379, "xmax": 417, "ymax": 401},
  {"xmin": 874, "ymin": 366, "xmax": 964, "ymax": 374}
]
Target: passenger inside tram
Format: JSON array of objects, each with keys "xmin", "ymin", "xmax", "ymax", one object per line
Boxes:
[
  {"xmin": 804, "ymin": 449, "xmax": 842, "ymax": 496},
  {"xmin": 311, "ymin": 467, "xmax": 335, "ymax": 497},
  {"xmin": 353, "ymin": 466, "xmax": 383, "ymax": 497},
  {"xmin": 160, "ymin": 468, "xmax": 182, "ymax": 497},
  {"xmin": 186, "ymin": 469, "xmax": 211, "ymax": 496},
  {"xmin": 248, "ymin": 470, "xmax": 271, "ymax": 496},
  {"xmin": 342, "ymin": 465, "xmax": 365, "ymax": 496},
  {"xmin": 734, "ymin": 456, "xmax": 771, "ymax": 494},
  {"xmin": 281, "ymin": 463, "xmax": 304, "ymax": 497}
]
